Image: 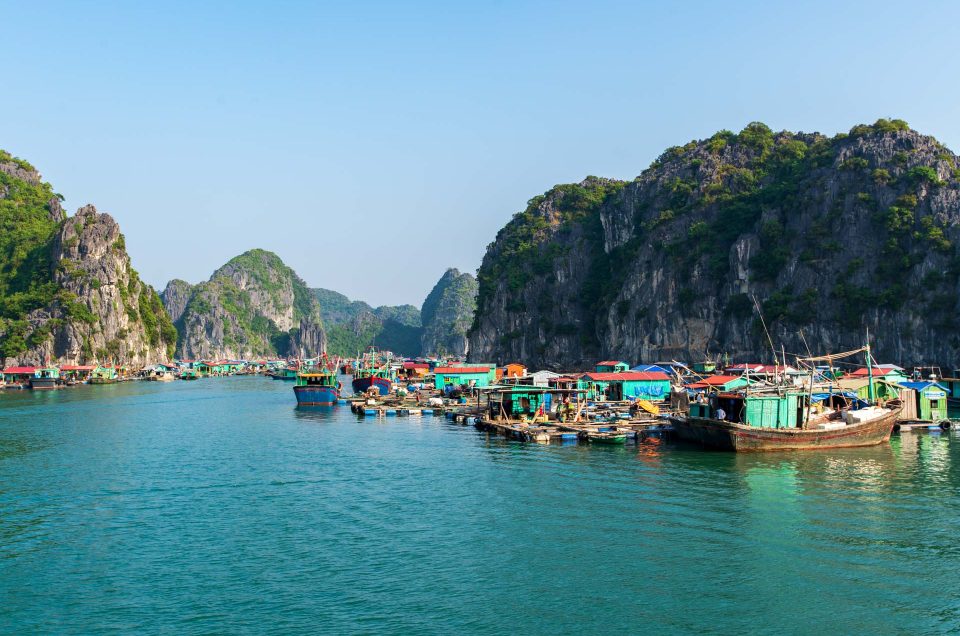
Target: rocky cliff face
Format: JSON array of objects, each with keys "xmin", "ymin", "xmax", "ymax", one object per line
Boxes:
[
  {"xmin": 161, "ymin": 279, "xmax": 193, "ymax": 323},
  {"xmin": 170, "ymin": 249, "xmax": 326, "ymax": 359},
  {"xmin": 421, "ymin": 268, "xmax": 477, "ymax": 357},
  {"xmin": 0, "ymin": 149, "xmax": 175, "ymax": 367},
  {"xmin": 469, "ymin": 120, "xmax": 960, "ymax": 368}
]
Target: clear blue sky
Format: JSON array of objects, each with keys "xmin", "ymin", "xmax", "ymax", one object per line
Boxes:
[{"xmin": 2, "ymin": 1, "xmax": 958, "ymax": 306}]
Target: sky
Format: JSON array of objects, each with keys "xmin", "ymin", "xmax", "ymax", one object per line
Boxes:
[{"xmin": 2, "ymin": 0, "xmax": 959, "ymax": 306}]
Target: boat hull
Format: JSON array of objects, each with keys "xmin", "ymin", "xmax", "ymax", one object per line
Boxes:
[
  {"xmin": 29, "ymin": 377, "xmax": 59, "ymax": 390},
  {"xmin": 89, "ymin": 378, "xmax": 117, "ymax": 385},
  {"xmin": 670, "ymin": 408, "xmax": 898, "ymax": 452},
  {"xmin": 351, "ymin": 376, "xmax": 392, "ymax": 396},
  {"xmin": 293, "ymin": 385, "xmax": 340, "ymax": 406}
]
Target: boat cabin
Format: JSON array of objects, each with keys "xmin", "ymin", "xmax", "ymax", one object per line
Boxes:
[{"xmin": 691, "ymin": 391, "xmax": 809, "ymax": 429}]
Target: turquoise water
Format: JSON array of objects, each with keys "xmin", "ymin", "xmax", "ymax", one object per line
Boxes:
[{"xmin": 2, "ymin": 377, "xmax": 960, "ymax": 634}]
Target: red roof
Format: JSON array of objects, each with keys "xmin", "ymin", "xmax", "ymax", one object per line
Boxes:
[
  {"xmin": 2, "ymin": 366, "xmax": 36, "ymax": 374},
  {"xmin": 596, "ymin": 360, "xmax": 627, "ymax": 366},
  {"xmin": 61, "ymin": 365, "xmax": 95, "ymax": 371},
  {"xmin": 585, "ymin": 372, "xmax": 670, "ymax": 381},
  {"xmin": 689, "ymin": 374, "xmax": 741, "ymax": 386},
  {"xmin": 850, "ymin": 366, "xmax": 901, "ymax": 377},
  {"xmin": 435, "ymin": 366, "xmax": 491, "ymax": 374},
  {"xmin": 403, "ymin": 362, "xmax": 429, "ymax": 369}
]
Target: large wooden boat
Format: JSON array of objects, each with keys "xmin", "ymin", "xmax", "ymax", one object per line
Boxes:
[
  {"xmin": 673, "ymin": 343, "xmax": 901, "ymax": 452},
  {"xmin": 671, "ymin": 403, "xmax": 899, "ymax": 452}
]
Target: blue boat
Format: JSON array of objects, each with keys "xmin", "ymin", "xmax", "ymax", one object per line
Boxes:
[{"xmin": 293, "ymin": 357, "xmax": 341, "ymax": 406}]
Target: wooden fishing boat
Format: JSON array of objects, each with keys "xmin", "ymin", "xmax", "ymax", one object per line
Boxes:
[
  {"xmin": 671, "ymin": 404, "xmax": 898, "ymax": 452},
  {"xmin": 180, "ymin": 369, "xmax": 200, "ymax": 381},
  {"xmin": 673, "ymin": 345, "xmax": 899, "ymax": 452}
]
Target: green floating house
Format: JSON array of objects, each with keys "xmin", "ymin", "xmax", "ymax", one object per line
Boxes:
[
  {"xmin": 434, "ymin": 365, "xmax": 496, "ymax": 391},
  {"xmin": 580, "ymin": 371, "xmax": 672, "ymax": 401},
  {"xmin": 898, "ymin": 381, "xmax": 949, "ymax": 422}
]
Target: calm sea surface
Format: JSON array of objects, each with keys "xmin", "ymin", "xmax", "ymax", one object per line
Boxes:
[{"xmin": 1, "ymin": 377, "xmax": 959, "ymax": 634}]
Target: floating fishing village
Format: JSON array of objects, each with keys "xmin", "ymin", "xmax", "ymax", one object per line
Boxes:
[
  {"xmin": 6, "ymin": 343, "xmax": 957, "ymax": 452},
  {"xmin": 8, "ymin": 4, "xmax": 960, "ymax": 634}
]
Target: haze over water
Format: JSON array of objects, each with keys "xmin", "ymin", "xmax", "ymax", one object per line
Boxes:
[{"xmin": 2, "ymin": 378, "xmax": 959, "ymax": 634}]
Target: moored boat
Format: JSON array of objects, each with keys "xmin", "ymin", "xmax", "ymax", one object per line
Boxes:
[
  {"xmin": 293, "ymin": 357, "xmax": 341, "ymax": 406},
  {"xmin": 180, "ymin": 369, "xmax": 200, "ymax": 380},
  {"xmin": 671, "ymin": 402, "xmax": 898, "ymax": 452},
  {"xmin": 90, "ymin": 365, "xmax": 119, "ymax": 384},
  {"xmin": 146, "ymin": 369, "xmax": 175, "ymax": 382},
  {"xmin": 271, "ymin": 365, "xmax": 299, "ymax": 381},
  {"xmin": 351, "ymin": 374, "xmax": 392, "ymax": 396},
  {"xmin": 672, "ymin": 345, "xmax": 899, "ymax": 452}
]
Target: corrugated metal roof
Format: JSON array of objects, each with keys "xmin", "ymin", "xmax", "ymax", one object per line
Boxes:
[
  {"xmin": 585, "ymin": 372, "xmax": 670, "ymax": 381},
  {"xmin": 2, "ymin": 366, "xmax": 36, "ymax": 374},
  {"xmin": 435, "ymin": 367, "xmax": 491, "ymax": 374}
]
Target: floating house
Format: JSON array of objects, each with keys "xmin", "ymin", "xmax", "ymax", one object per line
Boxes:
[
  {"xmin": 434, "ymin": 366, "xmax": 496, "ymax": 391},
  {"xmin": 581, "ymin": 371, "xmax": 672, "ymax": 401},
  {"xmin": 595, "ymin": 360, "xmax": 630, "ymax": 373},
  {"xmin": 61, "ymin": 364, "xmax": 95, "ymax": 382},
  {"xmin": 531, "ymin": 370, "xmax": 561, "ymax": 387},
  {"xmin": 686, "ymin": 374, "xmax": 751, "ymax": 392},
  {"xmin": 2, "ymin": 366, "xmax": 36, "ymax": 386},
  {"xmin": 897, "ymin": 381, "xmax": 949, "ymax": 421},
  {"xmin": 497, "ymin": 363, "xmax": 527, "ymax": 381}
]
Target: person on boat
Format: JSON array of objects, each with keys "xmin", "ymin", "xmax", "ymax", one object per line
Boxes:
[{"xmin": 715, "ymin": 407, "xmax": 727, "ymax": 421}]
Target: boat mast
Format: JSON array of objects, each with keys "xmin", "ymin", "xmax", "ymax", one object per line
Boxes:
[{"xmin": 866, "ymin": 328, "xmax": 874, "ymax": 403}]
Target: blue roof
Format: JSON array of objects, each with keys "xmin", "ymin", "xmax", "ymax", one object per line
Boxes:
[
  {"xmin": 899, "ymin": 381, "xmax": 948, "ymax": 392},
  {"xmin": 631, "ymin": 364, "xmax": 671, "ymax": 374}
]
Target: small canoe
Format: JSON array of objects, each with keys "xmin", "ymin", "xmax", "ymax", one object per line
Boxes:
[{"xmin": 586, "ymin": 432, "xmax": 628, "ymax": 444}]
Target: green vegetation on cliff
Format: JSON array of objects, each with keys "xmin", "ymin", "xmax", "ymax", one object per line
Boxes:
[
  {"xmin": 0, "ymin": 153, "xmax": 61, "ymax": 356},
  {"xmin": 470, "ymin": 120, "xmax": 960, "ymax": 367}
]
